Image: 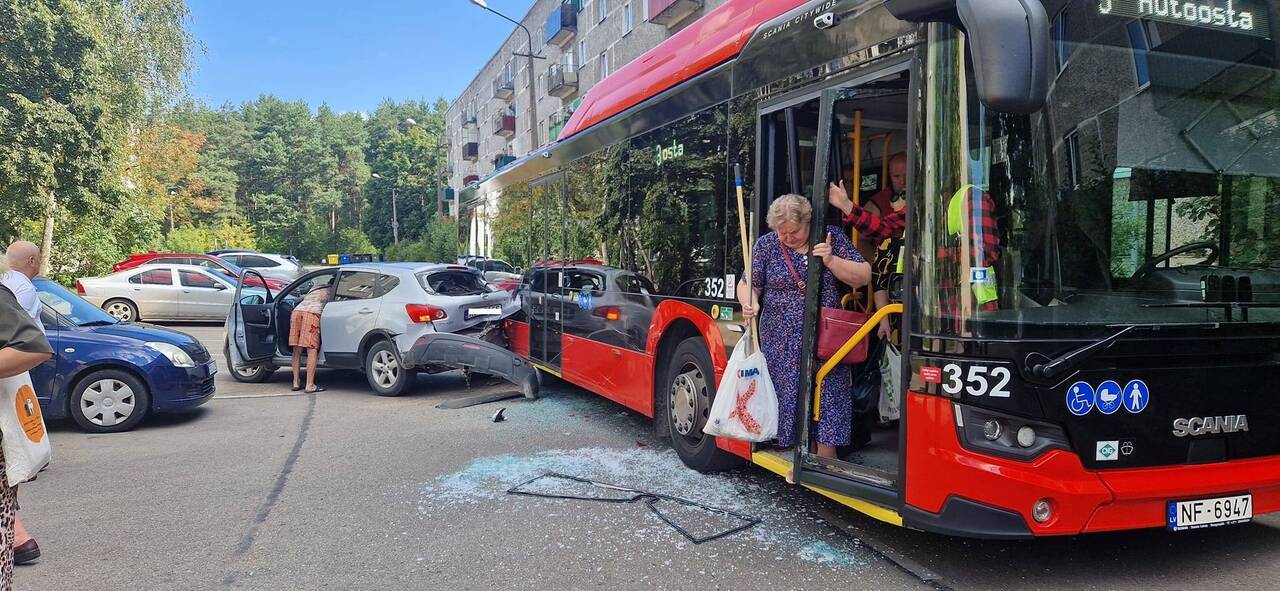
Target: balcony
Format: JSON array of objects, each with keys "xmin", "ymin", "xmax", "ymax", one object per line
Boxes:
[
  {"xmin": 462, "ymin": 142, "xmax": 479, "ymax": 162},
  {"xmin": 462, "ymin": 112, "xmax": 478, "ymax": 127},
  {"xmin": 544, "ymin": 0, "xmax": 578, "ymax": 47},
  {"xmin": 648, "ymin": 0, "xmax": 702, "ymax": 27},
  {"xmin": 492, "ymin": 113, "xmax": 516, "ymax": 138},
  {"xmin": 492, "ymin": 78, "xmax": 514, "ymax": 101},
  {"xmin": 493, "ymin": 154, "xmax": 517, "ymax": 170},
  {"xmin": 547, "ymin": 63, "xmax": 579, "ymax": 99}
]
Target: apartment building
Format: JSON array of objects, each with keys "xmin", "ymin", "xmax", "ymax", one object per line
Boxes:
[{"xmin": 445, "ymin": 0, "xmax": 726, "ymax": 199}]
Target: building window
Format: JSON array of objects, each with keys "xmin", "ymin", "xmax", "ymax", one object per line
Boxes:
[
  {"xmin": 1126, "ymin": 20, "xmax": 1152, "ymax": 88},
  {"xmin": 1051, "ymin": 10, "xmax": 1070, "ymax": 72},
  {"xmin": 577, "ymin": 40, "xmax": 586, "ymax": 69},
  {"xmin": 599, "ymin": 0, "xmax": 607, "ymax": 22},
  {"xmin": 598, "ymin": 50, "xmax": 608, "ymax": 80},
  {"xmin": 537, "ymin": 73, "xmax": 544, "ymax": 96},
  {"xmin": 624, "ymin": 1, "xmax": 633, "ymax": 32}
]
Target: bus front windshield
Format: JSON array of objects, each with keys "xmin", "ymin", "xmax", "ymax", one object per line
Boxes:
[{"xmin": 925, "ymin": 0, "xmax": 1280, "ymax": 337}]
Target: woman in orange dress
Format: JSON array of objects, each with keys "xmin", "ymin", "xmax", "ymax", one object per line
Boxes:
[{"xmin": 290, "ymin": 284, "xmax": 330, "ymax": 393}]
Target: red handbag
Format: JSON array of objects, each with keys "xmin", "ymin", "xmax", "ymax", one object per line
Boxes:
[{"xmin": 778, "ymin": 240, "xmax": 869, "ymax": 365}]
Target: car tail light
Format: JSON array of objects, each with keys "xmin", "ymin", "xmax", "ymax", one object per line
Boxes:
[
  {"xmin": 76, "ymin": 280, "xmax": 85, "ymax": 294},
  {"xmin": 406, "ymin": 304, "xmax": 448, "ymax": 323},
  {"xmin": 592, "ymin": 306, "xmax": 621, "ymax": 321}
]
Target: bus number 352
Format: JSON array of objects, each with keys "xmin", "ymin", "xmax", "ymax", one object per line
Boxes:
[{"xmin": 942, "ymin": 363, "xmax": 1012, "ymax": 398}]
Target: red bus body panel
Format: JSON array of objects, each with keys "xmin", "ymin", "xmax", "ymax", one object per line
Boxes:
[
  {"xmin": 905, "ymin": 392, "xmax": 1280, "ymax": 534},
  {"xmin": 505, "ymin": 320, "xmax": 530, "ymax": 357},
  {"xmin": 644, "ymin": 300, "xmax": 729, "ymax": 377},
  {"xmin": 560, "ymin": 0, "xmax": 805, "ymax": 141},
  {"xmin": 563, "ymin": 334, "xmax": 655, "ymax": 416},
  {"xmin": 510, "ymin": 299, "xmax": 751, "ymax": 458}
]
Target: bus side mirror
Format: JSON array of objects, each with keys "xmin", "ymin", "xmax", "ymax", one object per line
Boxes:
[
  {"xmin": 956, "ymin": 0, "xmax": 1051, "ymax": 114},
  {"xmin": 884, "ymin": 0, "xmax": 1050, "ymax": 114}
]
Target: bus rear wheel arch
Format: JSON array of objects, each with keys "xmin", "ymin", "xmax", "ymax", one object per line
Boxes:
[{"xmin": 657, "ymin": 335, "xmax": 744, "ymax": 472}]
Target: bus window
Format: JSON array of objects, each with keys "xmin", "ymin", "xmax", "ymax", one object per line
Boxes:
[
  {"xmin": 622, "ymin": 104, "xmax": 729, "ymax": 299},
  {"xmin": 917, "ymin": 9, "xmax": 1280, "ymax": 340}
]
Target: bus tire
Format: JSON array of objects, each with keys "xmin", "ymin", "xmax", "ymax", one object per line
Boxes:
[{"xmin": 658, "ymin": 336, "xmax": 744, "ymax": 473}]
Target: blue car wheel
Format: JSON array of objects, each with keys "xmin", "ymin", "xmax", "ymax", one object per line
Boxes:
[{"xmin": 71, "ymin": 369, "xmax": 151, "ymax": 433}]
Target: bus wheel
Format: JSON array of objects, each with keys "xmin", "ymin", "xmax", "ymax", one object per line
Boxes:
[{"xmin": 659, "ymin": 336, "xmax": 744, "ymax": 473}]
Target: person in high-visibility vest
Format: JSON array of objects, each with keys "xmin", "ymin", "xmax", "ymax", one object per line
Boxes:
[{"xmin": 828, "ymin": 181, "xmax": 1001, "ymax": 319}]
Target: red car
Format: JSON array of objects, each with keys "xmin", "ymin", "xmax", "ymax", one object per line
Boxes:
[{"xmin": 111, "ymin": 253, "xmax": 289, "ymax": 291}]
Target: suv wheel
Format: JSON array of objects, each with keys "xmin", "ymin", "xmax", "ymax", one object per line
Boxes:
[
  {"xmin": 365, "ymin": 340, "xmax": 416, "ymax": 397},
  {"xmin": 224, "ymin": 342, "xmax": 276, "ymax": 383}
]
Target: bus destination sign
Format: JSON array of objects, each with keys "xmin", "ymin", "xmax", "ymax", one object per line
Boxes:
[{"xmin": 1098, "ymin": 0, "xmax": 1270, "ymax": 38}]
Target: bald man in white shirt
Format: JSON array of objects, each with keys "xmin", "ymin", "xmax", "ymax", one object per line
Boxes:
[{"xmin": 2, "ymin": 241, "xmax": 43, "ymax": 565}]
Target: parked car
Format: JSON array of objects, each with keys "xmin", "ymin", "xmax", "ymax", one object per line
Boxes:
[
  {"xmin": 226, "ymin": 263, "xmax": 521, "ymax": 396},
  {"xmin": 465, "ymin": 257, "xmax": 521, "ymax": 292},
  {"xmin": 218, "ymin": 252, "xmax": 306, "ymax": 282},
  {"xmin": 30, "ymin": 278, "xmax": 217, "ymax": 432},
  {"xmin": 111, "ymin": 252, "xmax": 287, "ymax": 291},
  {"xmin": 78, "ymin": 264, "xmax": 265, "ymax": 322}
]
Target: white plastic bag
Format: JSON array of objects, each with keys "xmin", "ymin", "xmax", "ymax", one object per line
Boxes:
[
  {"xmin": 704, "ymin": 331, "xmax": 778, "ymax": 442},
  {"xmin": 878, "ymin": 343, "xmax": 902, "ymax": 422},
  {"xmin": 0, "ymin": 373, "xmax": 51, "ymax": 486}
]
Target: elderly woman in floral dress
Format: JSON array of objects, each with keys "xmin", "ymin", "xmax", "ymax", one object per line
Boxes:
[{"xmin": 737, "ymin": 194, "xmax": 871, "ymax": 459}]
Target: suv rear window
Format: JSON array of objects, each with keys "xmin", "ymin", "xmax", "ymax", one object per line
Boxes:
[{"xmin": 419, "ymin": 270, "xmax": 491, "ymax": 296}]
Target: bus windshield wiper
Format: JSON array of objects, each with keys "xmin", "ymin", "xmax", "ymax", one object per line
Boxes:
[{"xmin": 1026, "ymin": 325, "xmax": 1141, "ymax": 380}]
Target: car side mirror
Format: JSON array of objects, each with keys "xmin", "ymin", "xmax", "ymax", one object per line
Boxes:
[{"xmin": 214, "ymin": 283, "xmax": 227, "ymax": 291}]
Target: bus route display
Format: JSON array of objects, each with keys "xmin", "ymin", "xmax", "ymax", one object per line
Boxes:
[{"xmin": 1098, "ymin": 0, "xmax": 1271, "ymax": 38}]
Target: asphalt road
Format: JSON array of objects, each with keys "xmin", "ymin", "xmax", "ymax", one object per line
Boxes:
[{"xmin": 13, "ymin": 324, "xmax": 1280, "ymax": 590}]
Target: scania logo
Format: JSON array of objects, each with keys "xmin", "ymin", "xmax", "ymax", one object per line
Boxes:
[{"xmin": 1171, "ymin": 415, "xmax": 1249, "ymax": 437}]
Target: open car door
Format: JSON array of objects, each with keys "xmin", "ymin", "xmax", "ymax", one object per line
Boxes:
[{"xmin": 227, "ymin": 269, "xmax": 277, "ymax": 368}]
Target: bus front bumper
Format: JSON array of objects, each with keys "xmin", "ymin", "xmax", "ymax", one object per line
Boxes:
[{"xmin": 904, "ymin": 393, "xmax": 1280, "ymax": 537}]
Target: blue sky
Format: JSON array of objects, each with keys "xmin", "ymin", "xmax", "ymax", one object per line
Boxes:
[{"xmin": 186, "ymin": 0, "xmax": 533, "ymax": 113}]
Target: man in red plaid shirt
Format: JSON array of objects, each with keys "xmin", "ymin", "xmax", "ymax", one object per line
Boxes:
[{"xmin": 827, "ymin": 179, "xmax": 1001, "ymax": 319}]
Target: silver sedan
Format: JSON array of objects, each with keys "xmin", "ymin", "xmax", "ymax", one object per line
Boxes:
[{"xmin": 78, "ymin": 264, "xmax": 264, "ymax": 322}]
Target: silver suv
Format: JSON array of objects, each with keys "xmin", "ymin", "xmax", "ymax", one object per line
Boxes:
[{"xmin": 225, "ymin": 263, "xmax": 526, "ymax": 396}]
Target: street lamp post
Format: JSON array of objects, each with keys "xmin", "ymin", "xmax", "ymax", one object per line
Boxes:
[
  {"xmin": 370, "ymin": 173, "xmax": 400, "ymax": 245},
  {"xmin": 470, "ymin": 0, "xmax": 543, "ymax": 151},
  {"xmin": 405, "ymin": 117, "xmax": 448, "ymax": 218}
]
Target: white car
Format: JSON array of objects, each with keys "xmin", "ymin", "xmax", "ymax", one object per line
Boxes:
[
  {"xmin": 77, "ymin": 264, "xmax": 264, "ymax": 322},
  {"xmin": 218, "ymin": 252, "xmax": 306, "ymax": 282},
  {"xmin": 225, "ymin": 263, "xmax": 537, "ymax": 397}
]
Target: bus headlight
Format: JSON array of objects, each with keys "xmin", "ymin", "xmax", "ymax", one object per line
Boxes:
[{"xmin": 954, "ymin": 404, "xmax": 1070, "ymax": 461}]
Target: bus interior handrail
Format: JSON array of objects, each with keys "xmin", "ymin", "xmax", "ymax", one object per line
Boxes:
[{"xmin": 813, "ymin": 303, "xmax": 904, "ymax": 422}]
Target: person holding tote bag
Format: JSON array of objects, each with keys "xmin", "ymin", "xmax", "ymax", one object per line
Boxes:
[
  {"xmin": 737, "ymin": 194, "xmax": 871, "ymax": 459},
  {"xmin": 0, "ymin": 257, "xmax": 53, "ymax": 590}
]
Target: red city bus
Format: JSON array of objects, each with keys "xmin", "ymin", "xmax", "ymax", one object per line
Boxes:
[{"xmin": 479, "ymin": 0, "xmax": 1280, "ymax": 537}]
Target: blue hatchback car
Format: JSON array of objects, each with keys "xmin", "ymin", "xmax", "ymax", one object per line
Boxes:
[{"xmin": 29, "ymin": 279, "xmax": 217, "ymax": 433}]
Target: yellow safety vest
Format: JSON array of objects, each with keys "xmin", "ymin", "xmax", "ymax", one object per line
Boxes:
[{"xmin": 946, "ymin": 184, "xmax": 998, "ymax": 305}]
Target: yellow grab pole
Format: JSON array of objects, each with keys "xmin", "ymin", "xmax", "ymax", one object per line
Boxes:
[{"xmin": 812, "ymin": 303, "xmax": 903, "ymax": 422}]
